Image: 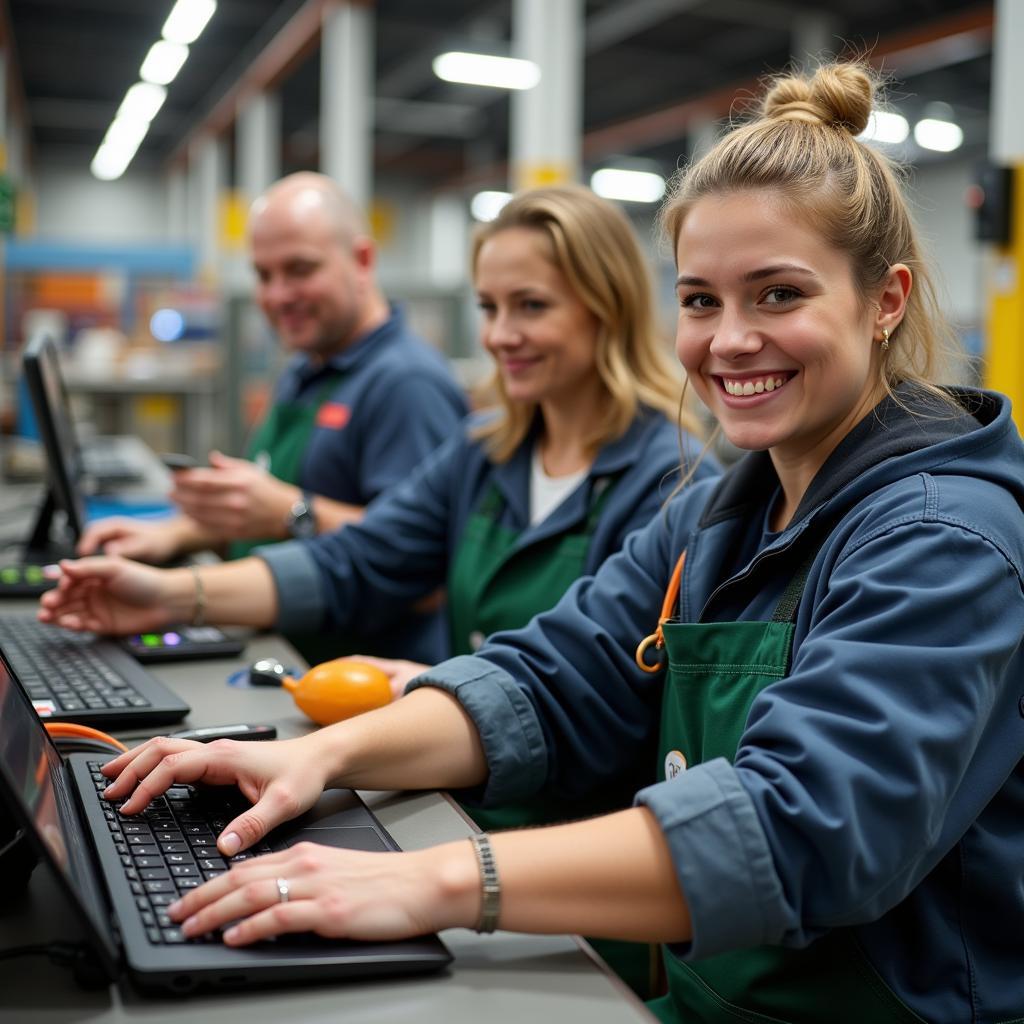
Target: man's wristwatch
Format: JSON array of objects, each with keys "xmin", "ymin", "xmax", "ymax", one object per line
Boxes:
[{"xmin": 285, "ymin": 491, "xmax": 318, "ymax": 539}]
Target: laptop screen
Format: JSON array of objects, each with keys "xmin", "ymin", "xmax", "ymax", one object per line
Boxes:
[
  {"xmin": 0, "ymin": 651, "xmax": 115, "ymax": 962},
  {"xmin": 0, "ymin": 654, "xmax": 70, "ymax": 872},
  {"xmin": 22, "ymin": 334, "xmax": 88, "ymax": 541}
]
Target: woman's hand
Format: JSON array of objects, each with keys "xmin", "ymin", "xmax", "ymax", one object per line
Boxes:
[
  {"xmin": 168, "ymin": 840, "xmax": 479, "ymax": 945},
  {"xmin": 350, "ymin": 656, "xmax": 430, "ymax": 700},
  {"xmin": 100, "ymin": 734, "xmax": 334, "ymax": 855},
  {"xmin": 36, "ymin": 556, "xmax": 184, "ymax": 635}
]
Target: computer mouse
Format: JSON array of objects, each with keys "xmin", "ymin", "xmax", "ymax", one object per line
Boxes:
[{"xmin": 248, "ymin": 657, "xmax": 291, "ymax": 687}]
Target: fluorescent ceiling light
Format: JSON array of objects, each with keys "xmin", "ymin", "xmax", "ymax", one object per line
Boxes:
[
  {"xmin": 913, "ymin": 117, "xmax": 963, "ymax": 153},
  {"xmin": 117, "ymin": 82, "xmax": 167, "ymax": 123},
  {"xmin": 162, "ymin": 0, "xmax": 217, "ymax": 45},
  {"xmin": 433, "ymin": 52, "xmax": 540, "ymax": 90},
  {"xmin": 91, "ymin": 145, "xmax": 131, "ymax": 181},
  {"xmin": 92, "ymin": 119, "xmax": 148, "ymax": 180},
  {"xmin": 470, "ymin": 190, "xmax": 513, "ymax": 222},
  {"xmin": 140, "ymin": 40, "xmax": 189, "ymax": 85},
  {"xmin": 590, "ymin": 168, "xmax": 666, "ymax": 203},
  {"xmin": 103, "ymin": 115, "xmax": 149, "ymax": 153},
  {"xmin": 858, "ymin": 110, "xmax": 909, "ymax": 145}
]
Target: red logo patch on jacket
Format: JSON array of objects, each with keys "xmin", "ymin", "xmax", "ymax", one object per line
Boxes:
[{"xmin": 316, "ymin": 402, "xmax": 351, "ymax": 430}]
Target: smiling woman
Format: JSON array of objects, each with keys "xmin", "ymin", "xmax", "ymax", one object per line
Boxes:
[
  {"xmin": 671, "ymin": 193, "xmax": 912, "ymax": 522},
  {"xmin": 471, "ymin": 185, "xmax": 703, "ymax": 464}
]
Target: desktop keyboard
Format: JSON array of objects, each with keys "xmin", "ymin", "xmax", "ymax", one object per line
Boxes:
[
  {"xmin": 87, "ymin": 765, "xmax": 272, "ymax": 944},
  {"xmin": 0, "ymin": 617, "xmax": 154, "ymax": 717}
]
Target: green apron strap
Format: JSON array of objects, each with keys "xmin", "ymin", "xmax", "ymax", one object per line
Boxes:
[{"xmin": 227, "ymin": 372, "xmax": 343, "ymax": 561}]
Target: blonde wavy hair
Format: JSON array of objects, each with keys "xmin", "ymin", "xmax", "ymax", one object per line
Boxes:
[
  {"xmin": 660, "ymin": 61, "xmax": 959, "ymax": 403},
  {"xmin": 472, "ymin": 185, "xmax": 702, "ymax": 462}
]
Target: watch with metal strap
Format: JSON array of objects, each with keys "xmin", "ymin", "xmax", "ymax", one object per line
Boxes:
[{"xmin": 285, "ymin": 491, "xmax": 318, "ymax": 539}]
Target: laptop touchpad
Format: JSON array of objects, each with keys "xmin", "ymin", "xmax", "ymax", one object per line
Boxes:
[{"xmin": 285, "ymin": 826, "xmax": 389, "ymax": 853}]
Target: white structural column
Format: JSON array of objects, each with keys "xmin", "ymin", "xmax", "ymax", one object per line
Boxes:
[
  {"xmin": 427, "ymin": 194, "xmax": 468, "ymax": 287},
  {"xmin": 166, "ymin": 166, "xmax": 187, "ymax": 242},
  {"xmin": 237, "ymin": 91, "xmax": 281, "ymax": 203},
  {"xmin": 991, "ymin": 0, "xmax": 1024, "ymax": 162},
  {"xmin": 320, "ymin": 1, "xmax": 373, "ymax": 207},
  {"xmin": 192, "ymin": 135, "xmax": 227, "ymax": 279},
  {"xmin": 510, "ymin": 0, "xmax": 584, "ymax": 190},
  {"xmin": 792, "ymin": 15, "xmax": 838, "ymax": 65}
]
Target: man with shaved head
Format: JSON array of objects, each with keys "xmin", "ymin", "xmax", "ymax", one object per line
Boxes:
[{"xmin": 78, "ymin": 172, "xmax": 466, "ymax": 662}]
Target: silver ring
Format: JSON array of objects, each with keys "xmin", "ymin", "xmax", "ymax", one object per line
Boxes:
[{"xmin": 275, "ymin": 877, "xmax": 290, "ymax": 904}]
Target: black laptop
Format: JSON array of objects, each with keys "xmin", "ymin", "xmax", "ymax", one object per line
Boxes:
[{"xmin": 0, "ymin": 649, "xmax": 452, "ymax": 994}]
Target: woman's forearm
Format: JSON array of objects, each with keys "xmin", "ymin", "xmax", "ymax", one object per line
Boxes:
[
  {"xmin": 168, "ymin": 558, "xmax": 279, "ymax": 627},
  {"xmin": 421, "ymin": 806, "xmax": 692, "ymax": 941},
  {"xmin": 320, "ymin": 687, "xmax": 489, "ymax": 792}
]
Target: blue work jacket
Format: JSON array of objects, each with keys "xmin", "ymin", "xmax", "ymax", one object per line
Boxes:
[
  {"xmin": 260, "ymin": 407, "xmax": 717, "ymax": 663},
  {"xmin": 412, "ymin": 386, "xmax": 1024, "ymax": 1023}
]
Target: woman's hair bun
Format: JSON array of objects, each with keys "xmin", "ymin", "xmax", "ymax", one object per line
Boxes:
[{"xmin": 763, "ymin": 62, "xmax": 875, "ymax": 136}]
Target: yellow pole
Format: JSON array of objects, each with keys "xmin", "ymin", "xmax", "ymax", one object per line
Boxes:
[{"xmin": 983, "ymin": 164, "xmax": 1024, "ymax": 431}]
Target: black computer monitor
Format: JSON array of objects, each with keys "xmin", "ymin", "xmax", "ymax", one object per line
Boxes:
[{"xmin": 21, "ymin": 334, "xmax": 87, "ymax": 556}]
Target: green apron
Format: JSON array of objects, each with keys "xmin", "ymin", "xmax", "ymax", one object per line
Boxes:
[
  {"xmin": 449, "ymin": 475, "xmax": 661, "ymax": 999},
  {"xmin": 647, "ymin": 553, "xmax": 926, "ymax": 1024},
  {"xmin": 228, "ymin": 375, "xmax": 368, "ymax": 665},
  {"xmin": 227, "ymin": 374, "xmax": 341, "ymax": 561}
]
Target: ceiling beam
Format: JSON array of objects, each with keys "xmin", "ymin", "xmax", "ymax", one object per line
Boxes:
[
  {"xmin": 584, "ymin": 0, "xmax": 703, "ymax": 54},
  {"xmin": 375, "ymin": 97, "xmax": 483, "ymax": 138},
  {"xmin": 581, "ymin": 5, "xmax": 995, "ymax": 161},
  {"xmin": 169, "ymin": 0, "xmax": 342, "ymax": 164}
]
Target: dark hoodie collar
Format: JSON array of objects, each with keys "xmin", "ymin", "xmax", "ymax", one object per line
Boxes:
[{"xmin": 698, "ymin": 383, "xmax": 988, "ymax": 530}]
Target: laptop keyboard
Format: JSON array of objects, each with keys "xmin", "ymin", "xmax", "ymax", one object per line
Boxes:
[
  {"xmin": 88, "ymin": 763, "xmax": 273, "ymax": 945},
  {"xmin": 0, "ymin": 618, "xmax": 151, "ymax": 716}
]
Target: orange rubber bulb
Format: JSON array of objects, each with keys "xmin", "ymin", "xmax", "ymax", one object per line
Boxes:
[{"xmin": 282, "ymin": 658, "xmax": 393, "ymax": 726}]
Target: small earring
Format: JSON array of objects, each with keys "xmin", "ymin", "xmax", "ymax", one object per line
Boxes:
[{"xmin": 880, "ymin": 327, "xmax": 890, "ymax": 352}]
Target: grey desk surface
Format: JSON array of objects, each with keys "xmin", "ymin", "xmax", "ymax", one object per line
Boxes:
[{"xmin": 0, "ymin": 568, "xmax": 656, "ymax": 1021}]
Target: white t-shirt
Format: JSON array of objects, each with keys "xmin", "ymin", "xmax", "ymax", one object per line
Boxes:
[{"xmin": 530, "ymin": 449, "xmax": 588, "ymax": 525}]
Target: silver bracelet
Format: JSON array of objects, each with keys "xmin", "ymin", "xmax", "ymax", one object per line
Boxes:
[
  {"xmin": 469, "ymin": 833, "xmax": 500, "ymax": 933},
  {"xmin": 190, "ymin": 564, "xmax": 206, "ymax": 627}
]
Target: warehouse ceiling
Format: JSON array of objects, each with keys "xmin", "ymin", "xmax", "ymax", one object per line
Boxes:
[{"xmin": 4, "ymin": 0, "xmax": 996, "ymax": 191}]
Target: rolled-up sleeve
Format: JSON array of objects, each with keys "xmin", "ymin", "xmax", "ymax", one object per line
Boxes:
[
  {"xmin": 408, "ymin": 655, "xmax": 549, "ymax": 805},
  {"xmin": 636, "ymin": 759, "xmax": 790, "ymax": 958},
  {"xmin": 255, "ymin": 540, "xmax": 327, "ymax": 634}
]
